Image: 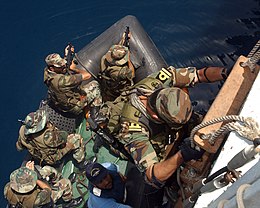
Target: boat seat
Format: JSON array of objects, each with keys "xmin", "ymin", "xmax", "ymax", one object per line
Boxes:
[{"xmin": 38, "ymin": 100, "xmax": 82, "ymax": 134}]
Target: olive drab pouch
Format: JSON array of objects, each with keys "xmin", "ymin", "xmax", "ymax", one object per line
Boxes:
[
  {"xmin": 43, "ymin": 129, "xmax": 68, "ymax": 148},
  {"xmin": 99, "ymin": 95, "xmax": 129, "ymax": 134}
]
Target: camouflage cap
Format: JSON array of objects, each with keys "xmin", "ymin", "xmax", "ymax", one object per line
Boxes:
[
  {"xmin": 105, "ymin": 45, "xmax": 129, "ymax": 66},
  {"xmin": 43, "ymin": 129, "xmax": 68, "ymax": 148},
  {"xmin": 85, "ymin": 162, "xmax": 109, "ymax": 185},
  {"xmin": 155, "ymin": 87, "xmax": 192, "ymax": 125},
  {"xmin": 24, "ymin": 109, "xmax": 47, "ymax": 135},
  {"xmin": 45, "ymin": 53, "xmax": 67, "ymax": 67},
  {"xmin": 10, "ymin": 167, "xmax": 37, "ymax": 193}
]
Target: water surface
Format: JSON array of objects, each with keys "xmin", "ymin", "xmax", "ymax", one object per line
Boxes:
[{"xmin": 0, "ymin": 0, "xmax": 259, "ymax": 205}]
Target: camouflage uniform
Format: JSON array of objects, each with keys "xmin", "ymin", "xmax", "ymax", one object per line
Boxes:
[
  {"xmin": 38, "ymin": 165, "xmax": 73, "ymax": 203},
  {"xmin": 99, "ymin": 44, "xmax": 135, "ymax": 100},
  {"xmin": 4, "ymin": 166, "xmax": 72, "ymax": 207},
  {"xmin": 44, "ymin": 64, "xmax": 102, "ymax": 115},
  {"xmin": 16, "ymin": 109, "xmax": 85, "ymax": 165},
  {"xmin": 104, "ymin": 66, "xmax": 196, "ymax": 173}
]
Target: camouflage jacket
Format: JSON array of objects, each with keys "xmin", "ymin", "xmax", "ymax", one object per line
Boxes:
[
  {"xmin": 99, "ymin": 55, "xmax": 134, "ymax": 99},
  {"xmin": 16, "ymin": 124, "xmax": 83, "ymax": 165},
  {"xmin": 43, "ymin": 67, "xmax": 86, "ymax": 115},
  {"xmin": 4, "ymin": 182, "xmax": 52, "ymax": 208},
  {"xmin": 106, "ymin": 66, "xmax": 197, "ymax": 167}
]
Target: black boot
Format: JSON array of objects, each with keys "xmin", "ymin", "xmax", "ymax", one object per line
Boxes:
[
  {"xmin": 76, "ymin": 160, "xmax": 91, "ymax": 171},
  {"xmin": 68, "ymin": 172, "xmax": 77, "ymax": 184},
  {"xmin": 90, "ymin": 106, "xmax": 108, "ymax": 125},
  {"xmin": 93, "ymin": 134, "xmax": 104, "ymax": 154},
  {"xmin": 63, "ymin": 196, "xmax": 83, "ymax": 208}
]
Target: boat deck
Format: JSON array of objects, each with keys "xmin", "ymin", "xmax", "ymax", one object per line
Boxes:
[{"xmin": 60, "ymin": 118, "xmax": 128, "ymax": 207}]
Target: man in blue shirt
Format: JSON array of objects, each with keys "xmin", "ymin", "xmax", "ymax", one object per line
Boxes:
[{"xmin": 86, "ymin": 162, "xmax": 132, "ymax": 208}]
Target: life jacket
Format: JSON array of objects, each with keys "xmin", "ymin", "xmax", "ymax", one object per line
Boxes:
[
  {"xmin": 18, "ymin": 124, "xmax": 68, "ymax": 165},
  {"xmin": 5, "ymin": 183, "xmax": 42, "ymax": 208},
  {"xmin": 44, "ymin": 68, "xmax": 85, "ymax": 115}
]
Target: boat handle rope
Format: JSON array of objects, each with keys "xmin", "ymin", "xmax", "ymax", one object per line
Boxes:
[
  {"xmin": 189, "ymin": 115, "xmax": 260, "ymax": 148},
  {"xmin": 240, "ymin": 39, "xmax": 260, "ymax": 72}
]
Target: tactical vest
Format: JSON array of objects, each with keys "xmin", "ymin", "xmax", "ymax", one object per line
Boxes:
[
  {"xmin": 119, "ymin": 76, "xmax": 183, "ymax": 159},
  {"xmin": 18, "ymin": 125, "xmax": 67, "ymax": 165},
  {"xmin": 5, "ymin": 183, "xmax": 41, "ymax": 208},
  {"xmin": 44, "ymin": 68, "xmax": 85, "ymax": 115},
  {"xmin": 121, "ymin": 102, "xmax": 165, "ymax": 137}
]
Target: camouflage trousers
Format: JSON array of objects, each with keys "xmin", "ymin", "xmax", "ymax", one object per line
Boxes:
[
  {"xmin": 67, "ymin": 133, "xmax": 85, "ymax": 163},
  {"xmin": 38, "ymin": 166, "xmax": 72, "ymax": 202},
  {"xmin": 51, "ymin": 178, "xmax": 72, "ymax": 202},
  {"xmin": 118, "ymin": 129, "xmax": 167, "ymax": 172},
  {"xmin": 83, "ymin": 80, "xmax": 102, "ymax": 107}
]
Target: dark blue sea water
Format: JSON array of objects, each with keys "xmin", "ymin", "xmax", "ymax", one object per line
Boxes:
[{"xmin": 0, "ymin": 0, "xmax": 259, "ymax": 205}]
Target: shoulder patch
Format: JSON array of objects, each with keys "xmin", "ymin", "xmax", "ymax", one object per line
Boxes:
[{"xmin": 93, "ymin": 187, "xmax": 102, "ymax": 196}]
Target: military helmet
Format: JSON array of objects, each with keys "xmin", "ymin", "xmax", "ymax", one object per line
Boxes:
[
  {"xmin": 105, "ymin": 45, "xmax": 129, "ymax": 66},
  {"xmin": 24, "ymin": 109, "xmax": 47, "ymax": 135},
  {"xmin": 43, "ymin": 129, "xmax": 68, "ymax": 147},
  {"xmin": 10, "ymin": 167, "xmax": 37, "ymax": 193},
  {"xmin": 151, "ymin": 87, "xmax": 192, "ymax": 126},
  {"xmin": 45, "ymin": 53, "xmax": 67, "ymax": 67}
]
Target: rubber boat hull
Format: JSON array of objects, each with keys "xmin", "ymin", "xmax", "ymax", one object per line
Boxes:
[{"xmin": 76, "ymin": 15, "xmax": 168, "ymax": 82}]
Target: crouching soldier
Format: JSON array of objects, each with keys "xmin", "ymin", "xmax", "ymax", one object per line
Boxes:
[
  {"xmin": 44, "ymin": 44, "xmax": 102, "ymax": 117},
  {"xmin": 16, "ymin": 109, "xmax": 85, "ymax": 166},
  {"xmin": 4, "ymin": 161, "xmax": 83, "ymax": 208},
  {"xmin": 99, "ymin": 29, "xmax": 135, "ymax": 101}
]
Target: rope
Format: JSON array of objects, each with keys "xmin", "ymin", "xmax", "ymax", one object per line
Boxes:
[
  {"xmin": 190, "ymin": 115, "xmax": 260, "ymax": 147},
  {"xmin": 177, "ymin": 168, "xmax": 186, "ymax": 200},
  {"xmin": 215, "ymin": 184, "xmax": 251, "ymax": 208},
  {"xmin": 247, "ymin": 40, "xmax": 260, "ymax": 58},
  {"xmin": 240, "ymin": 39, "xmax": 260, "ymax": 72},
  {"xmin": 236, "ymin": 184, "xmax": 251, "ymax": 208},
  {"xmin": 217, "ymin": 199, "xmax": 228, "ymax": 208}
]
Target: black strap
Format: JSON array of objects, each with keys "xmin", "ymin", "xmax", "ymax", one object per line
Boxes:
[{"xmin": 203, "ymin": 67, "xmax": 211, "ymax": 83}]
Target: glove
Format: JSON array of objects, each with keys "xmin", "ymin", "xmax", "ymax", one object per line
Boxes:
[{"xmin": 179, "ymin": 138, "xmax": 205, "ymax": 162}]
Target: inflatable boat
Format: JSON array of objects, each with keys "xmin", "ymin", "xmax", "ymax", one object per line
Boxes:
[{"xmin": 6, "ymin": 15, "xmax": 260, "ymax": 208}]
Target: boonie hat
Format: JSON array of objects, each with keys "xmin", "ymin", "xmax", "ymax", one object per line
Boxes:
[
  {"xmin": 85, "ymin": 162, "xmax": 109, "ymax": 185},
  {"xmin": 153, "ymin": 87, "xmax": 192, "ymax": 125},
  {"xmin": 24, "ymin": 109, "xmax": 47, "ymax": 135},
  {"xmin": 10, "ymin": 167, "xmax": 37, "ymax": 193},
  {"xmin": 45, "ymin": 53, "xmax": 67, "ymax": 67},
  {"xmin": 105, "ymin": 45, "xmax": 129, "ymax": 66},
  {"xmin": 43, "ymin": 129, "xmax": 68, "ymax": 147}
]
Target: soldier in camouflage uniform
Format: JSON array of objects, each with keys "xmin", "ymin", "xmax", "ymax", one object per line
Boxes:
[
  {"xmin": 16, "ymin": 109, "xmax": 85, "ymax": 166},
  {"xmin": 44, "ymin": 45, "xmax": 102, "ymax": 116},
  {"xmin": 4, "ymin": 161, "xmax": 82, "ymax": 208},
  {"xmin": 97, "ymin": 65, "xmax": 226, "ymax": 189},
  {"xmin": 99, "ymin": 32, "xmax": 135, "ymax": 101}
]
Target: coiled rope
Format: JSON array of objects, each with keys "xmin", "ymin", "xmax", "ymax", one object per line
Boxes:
[{"xmin": 190, "ymin": 115, "xmax": 260, "ymax": 148}]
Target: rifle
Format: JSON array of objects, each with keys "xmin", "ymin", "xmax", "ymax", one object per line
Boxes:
[
  {"xmin": 87, "ymin": 117, "xmax": 134, "ymax": 164},
  {"xmin": 65, "ymin": 43, "xmax": 76, "ymax": 74},
  {"xmin": 34, "ymin": 165, "xmax": 58, "ymax": 191},
  {"xmin": 123, "ymin": 26, "xmax": 130, "ymax": 48}
]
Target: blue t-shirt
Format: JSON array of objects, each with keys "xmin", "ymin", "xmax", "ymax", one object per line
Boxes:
[{"xmin": 87, "ymin": 163, "xmax": 131, "ymax": 208}]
